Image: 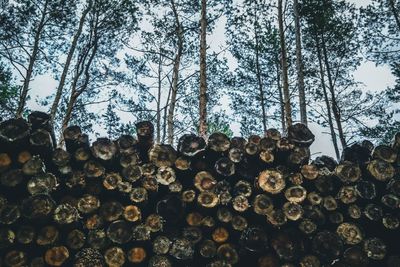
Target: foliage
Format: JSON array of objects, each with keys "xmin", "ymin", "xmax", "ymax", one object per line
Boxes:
[
  {"xmin": 207, "ymin": 111, "xmax": 234, "ymax": 138},
  {"xmin": 0, "ymin": 64, "xmax": 19, "ymax": 119},
  {"xmin": 360, "ymin": 0, "xmax": 400, "ymax": 65}
]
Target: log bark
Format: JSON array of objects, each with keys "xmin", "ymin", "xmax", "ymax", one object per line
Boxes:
[
  {"xmin": 63, "ymin": 126, "xmax": 89, "ymax": 154},
  {"xmin": 341, "ymin": 143, "xmax": 371, "ymax": 164},
  {"xmin": 136, "ymin": 121, "xmax": 154, "ymax": 162}
]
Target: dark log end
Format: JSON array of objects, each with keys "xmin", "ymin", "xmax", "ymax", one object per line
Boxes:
[
  {"xmin": 135, "ymin": 121, "xmax": 154, "ymax": 139},
  {"xmin": 372, "ymin": 145, "xmax": 397, "ymax": 163},
  {"xmin": 91, "ymin": 137, "xmax": 118, "ymax": 161},
  {"xmin": 63, "ymin": 125, "xmax": 82, "ymax": 141},
  {"xmin": 28, "ymin": 111, "xmax": 51, "ymax": 129},
  {"xmin": 312, "ymin": 155, "xmax": 337, "ymax": 172},
  {"xmin": 52, "ymin": 148, "xmax": 70, "ymax": 167},
  {"xmin": 149, "ymin": 144, "xmax": 177, "ymax": 167},
  {"xmin": 177, "ymin": 134, "xmax": 206, "ymax": 157},
  {"xmin": 288, "ymin": 123, "xmax": 315, "ymax": 147},
  {"xmin": 230, "ymin": 136, "xmax": 247, "ymax": 150},
  {"xmin": 341, "ymin": 143, "xmax": 371, "ymax": 164},
  {"xmin": 215, "ymin": 157, "xmax": 235, "ymax": 177},
  {"xmin": 29, "ymin": 129, "xmax": 53, "ymax": 153},
  {"xmin": 0, "ymin": 118, "xmax": 30, "ymax": 144},
  {"xmin": 266, "ymin": 128, "xmax": 281, "ymax": 142},
  {"xmin": 207, "ymin": 132, "xmax": 230, "ymax": 153},
  {"xmin": 116, "ymin": 134, "xmax": 138, "ymax": 154}
]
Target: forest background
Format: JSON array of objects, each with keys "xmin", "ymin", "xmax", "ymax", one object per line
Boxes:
[{"xmin": 0, "ymin": 0, "xmax": 399, "ymax": 159}]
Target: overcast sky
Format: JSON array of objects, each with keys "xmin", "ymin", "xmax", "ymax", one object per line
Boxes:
[{"xmin": 25, "ymin": 0, "xmax": 396, "ymax": 159}]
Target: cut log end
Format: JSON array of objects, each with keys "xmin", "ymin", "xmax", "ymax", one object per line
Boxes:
[
  {"xmin": 135, "ymin": 121, "xmax": 154, "ymax": 139},
  {"xmin": 288, "ymin": 123, "xmax": 315, "ymax": 147},
  {"xmin": 207, "ymin": 132, "xmax": 230, "ymax": 152},
  {"xmin": 0, "ymin": 118, "xmax": 30, "ymax": 144},
  {"xmin": 149, "ymin": 144, "xmax": 177, "ymax": 167},
  {"xmin": 91, "ymin": 137, "xmax": 118, "ymax": 161},
  {"xmin": 257, "ymin": 169, "xmax": 285, "ymax": 194},
  {"xmin": 178, "ymin": 134, "xmax": 206, "ymax": 157}
]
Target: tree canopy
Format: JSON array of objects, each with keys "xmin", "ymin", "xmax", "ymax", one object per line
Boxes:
[{"xmin": 0, "ymin": 0, "xmax": 398, "ymax": 157}]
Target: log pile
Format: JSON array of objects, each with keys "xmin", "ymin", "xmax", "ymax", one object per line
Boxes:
[{"xmin": 0, "ymin": 111, "xmax": 399, "ymax": 267}]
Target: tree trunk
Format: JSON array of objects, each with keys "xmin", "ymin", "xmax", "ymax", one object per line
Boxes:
[
  {"xmin": 321, "ymin": 32, "xmax": 346, "ymax": 148},
  {"xmin": 62, "ymin": 94, "xmax": 78, "ymax": 134},
  {"xmin": 156, "ymin": 47, "xmax": 162, "ymax": 144},
  {"xmin": 167, "ymin": 0, "xmax": 183, "ymax": 145},
  {"xmin": 199, "ymin": 0, "xmax": 208, "ymax": 139},
  {"xmin": 254, "ymin": 7, "xmax": 267, "ymax": 134},
  {"xmin": 59, "ymin": 37, "xmax": 98, "ymax": 146},
  {"xmin": 276, "ymin": 65, "xmax": 286, "ymax": 133},
  {"xmin": 275, "ymin": 52, "xmax": 286, "ymax": 133},
  {"xmin": 293, "ymin": 0, "xmax": 307, "ymax": 125},
  {"xmin": 16, "ymin": 0, "xmax": 49, "ymax": 117},
  {"xmin": 50, "ymin": 0, "xmax": 92, "ymax": 123},
  {"xmin": 162, "ymin": 87, "xmax": 171, "ymax": 144},
  {"xmin": 278, "ymin": 0, "xmax": 292, "ymax": 130},
  {"xmin": 315, "ymin": 35, "xmax": 340, "ymax": 160}
]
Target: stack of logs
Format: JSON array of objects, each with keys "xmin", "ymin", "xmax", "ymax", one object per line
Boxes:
[{"xmin": 0, "ymin": 111, "xmax": 399, "ymax": 267}]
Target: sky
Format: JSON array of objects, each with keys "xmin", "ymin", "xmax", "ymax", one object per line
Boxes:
[{"xmin": 25, "ymin": 0, "xmax": 396, "ymax": 159}]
